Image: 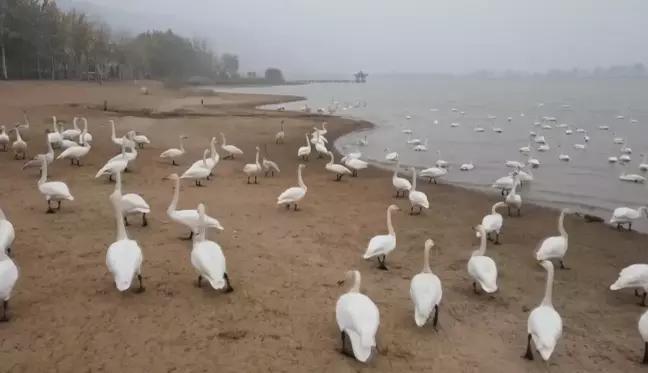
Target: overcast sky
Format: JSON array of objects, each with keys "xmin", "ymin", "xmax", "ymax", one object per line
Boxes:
[{"xmin": 72, "ymin": 0, "xmax": 648, "ymax": 75}]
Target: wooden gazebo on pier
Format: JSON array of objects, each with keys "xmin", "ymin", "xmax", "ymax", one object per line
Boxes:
[{"xmin": 354, "ymin": 71, "xmax": 368, "ymax": 83}]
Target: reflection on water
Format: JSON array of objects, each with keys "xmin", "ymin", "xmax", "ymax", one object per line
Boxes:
[{"xmin": 209, "ymin": 76, "xmax": 648, "ymax": 231}]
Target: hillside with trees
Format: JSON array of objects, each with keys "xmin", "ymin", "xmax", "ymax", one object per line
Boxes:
[{"xmin": 0, "ymin": 0, "xmax": 283, "ymax": 83}]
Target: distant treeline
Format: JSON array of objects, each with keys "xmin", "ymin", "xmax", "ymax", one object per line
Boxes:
[{"xmin": 0, "ymin": 0, "xmax": 284, "ymax": 84}]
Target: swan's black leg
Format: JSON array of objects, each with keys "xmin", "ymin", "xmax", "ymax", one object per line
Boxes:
[
  {"xmin": 124, "ymin": 167, "xmax": 130, "ymax": 173},
  {"xmin": 271, "ymin": 171, "xmax": 274, "ymax": 176},
  {"xmin": 285, "ymin": 204, "xmax": 290, "ymax": 210},
  {"xmin": 434, "ymin": 179, "xmax": 438, "ymax": 184},
  {"xmin": 172, "ymin": 160, "xmax": 177, "ymax": 165},
  {"xmin": 224, "ymin": 273, "xmax": 234, "ymax": 293},
  {"xmin": 508, "ymin": 206, "xmax": 512, "ymax": 216},
  {"xmin": 494, "ymin": 233, "xmax": 500, "ymax": 245},
  {"xmin": 135, "ymin": 274, "xmax": 145, "ymax": 293},
  {"xmin": 636, "ymin": 289, "xmax": 643, "ymax": 297},
  {"xmin": 70, "ymin": 159, "xmax": 74, "ymax": 165},
  {"xmin": 559, "ymin": 260, "xmax": 570, "ymax": 270},
  {"xmin": 433, "ymin": 305, "xmax": 439, "ymax": 329},
  {"xmin": 410, "ymin": 206, "xmax": 414, "ymax": 215},
  {"xmin": 254, "ymin": 176, "xmax": 258, "ymax": 184},
  {"xmin": 0, "ymin": 300, "xmax": 9, "ymax": 322},
  {"xmin": 142, "ymin": 213, "xmax": 148, "ymax": 227},
  {"xmin": 377, "ymin": 255, "xmax": 388, "ymax": 271},
  {"xmin": 639, "ymin": 292, "xmax": 648, "ymax": 307},
  {"xmin": 518, "ymin": 208, "xmax": 522, "ymax": 217},
  {"xmin": 473, "ymin": 281, "xmax": 479, "ymax": 294},
  {"xmin": 294, "ymin": 204, "xmax": 299, "ymax": 211},
  {"xmin": 124, "ymin": 216, "xmax": 129, "ymax": 226},
  {"xmin": 46, "ymin": 200, "xmax": 54, "ymax": 214},
  {"xmin": 629, "ymin": 223, "xmax": 633, "ymax": 231},
  {"xmin": 247, "ymin": 176, "xmax": 251, "ymax": 184},
  {"xmin": 617, "ymin": 223, "xmax": 622, "ymax": 230},
  {"xmin": 523, "ymin": 333, "xmax": 534, "ymax": 360},
  {"xmin": 5, "ymin": 247, "xmax": 11, "ymax": 258},
  {"xmin": 265, "ymin": 171, "xmax": 269, "ymax": 177},
  {"xmin": 196, "ymin": 275, "xmax": 202, "ymax": 288},
  {"xmin": 184, "ymin": 231, "xmax": 194, "ymax": 240},
  {"xmin": 643, "ymin": 342, "xmax": 648, "ymax": 364}
]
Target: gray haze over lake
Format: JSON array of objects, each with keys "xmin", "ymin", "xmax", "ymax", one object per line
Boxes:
[{"xmin": 213, "ymin": 76, "xmax": 648, "ymax": 229}]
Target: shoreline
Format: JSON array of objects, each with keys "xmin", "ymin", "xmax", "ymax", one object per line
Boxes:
[{"xmin": 1, "ymin": 81, "xmax": 647, "ymax": 372}]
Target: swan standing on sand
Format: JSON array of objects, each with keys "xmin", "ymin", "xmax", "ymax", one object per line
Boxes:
[
  {"xmin": 96, "ymin": 143, "xmax": 129, "ymax": 182},
  {"xmin": 524, "ymin": 260, "xmax": 563, "ymax": 361},
  {"xmin": 419, "ymin": 166, "xmax": 447, "ymax": 184},
  {"xmin": 344, "ymin": 156, "xmax": 368, "ymax": 177},
  {"xmin": 435, "ymin": 150, "xmax": 448, "ymax": 168},
  {"xmin": 0, "ymin": 125, "xmax": 9, "ymax": 151},
  {"xmin": 181, "ymin": 149, "xmax": 211, "ymax": 186},
  {"xmin": 189, "ymin": 137, "xmax": 219, "ymax": 178},
  {"xmin": 392, "ymin": 160, "xmax": 411, "ymax": 197},
  {"xmin": 275, "ymin": 120, "xmax": 285, "ymax": 144},
  {"xmin": 0, "ymin": 207, "xmax": 14, "ymax": 257},
  {"xmin": 363, "ymin": 204, "xmax": 399, "ymax": 270},
  {"xmin": 262, "ymin": 144, "xmax": 280, "ymax": 177},
  {"xmin": 325, "ymin": 151, "xmax": 352, "ymax": 181},
  {"xmin": 47, "ymin": 116, "xmax": 62, "ymax": 147},
  {"xmin": 335, "ymin": 270, "xmax": 379, "ymax": 363},
  {"xmin": 61, "ymin": 117, "xmax": 81, "ymax": 140},
  {"xmin": 277, "ymin": 164, "xmax": 307, "ymax": 210},
  {"xmin": 105, "ymin": 186, "xmax": 144, "ymax": 293},
  {"xmin": 0, "ymin": 229, "xmax": 18, "ymax": 322},
  {"xmin": 131, "ymin": 131, "xmax": 150, "ymax": 148},
  {"xmin": 57, "ymin": 129, "xmax": 91, "ymax": 166},
  {"xmin": 192, "ymin": 203, "xmax": 234, "ymax": 293},
  {"xmin": 159, "ymin": 135, "xmax": 188, "ymax": 165},
  {"xmin": 410, "ymin": 239, "xmax": 442, "ymax": 329},
  {"xmin": 506, "ymin": 171, "xmax": 522, "ymax": 216},
  {"xmin": 10, "ymin": 126, "xmax": 27, "ymax": 159},
  {"xmin": 107, "ymin": 120, "xmax": 134, "ymax": 149},
  {"xmin": 243, "ymin": 146, "xmax": 262, "ymax": 184},
  {"xmin": 609, "ymin": 206, "xmax": 648, "ymax": 231},
  {"xmin": 535, "ymin": 208, "xmax": 571, "ymax": 269},
  {"xmin": 37, "ymin": 154, "xmax": 74, "ymax": 213},
  {"xmin": 468, "ymin": 225, "xmax": 498, "ymax": 294},
  {"xmin": 610, "ymin": 264, "xmax": 648, "ymax": 306},
  {"xmin": 314, "ymin": 132, "xmax": 328, "ymax": 158},
  {"xmin": 114, "ymin": 169, "xmax": 150, "ymax": 227},
  {"xmin": 163, "ymin": 174, "xmax": 224, "ymax": 239},
  {"xmin": 220, "ymin": 132, "xmax": 244, "ymax": 159},
  {"xmin": 476, "ymin": 202, "xmax": 506, "ymax": 244},
  {"xmin": 297, "ymin": 134, "xmax": 312, "ymax": 161},
  {"xmin": 79, "ymin": 118, "xmax": 92, "ymax": 144},
  {"xmin": 23, "ymin": 135, "xmax": 53, "ymax": 174},
  {"xmin": 409, "ymin": 167, "xmax": 429, "ymax": 215}
]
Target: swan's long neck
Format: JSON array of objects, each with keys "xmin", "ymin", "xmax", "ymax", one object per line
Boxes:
[
  {"xmin": 491, "ymin": 203, "xmax": 499, "ymax": 214},
  {"xmin": 558, "ymin": 211, "xmax": 567, "ymax": 237},
  {"xmin": 168, "ymin": 178, "xmax": 180, "ymax": 213},
  {"xmin": 541, "ymin": 264, "xmax": 555, "ymax": 306},
  {"xmin": 411, "ymin": 168, "xmax": 417, "ymax": 190},
  {"xmin": 422, "ymin": 245, "xmax": 431, "ymax": 273},
  {"xmin": 255, "ymin": 148, "xmax": 260, "ymax": 165},
  {"xmin": 110, "ymin": 121, "xmax": 116, "ymax": 140},
  {"xmin": 15, "ymin": 128, "xmax": 22, "ymax": 142},
  {"xmin": 210, "ymin": 139, "xmax": 217, "ymax": 160},
  {"xmin": 113, "ymin": 191, "xmax": 128, "ymax": 241},
  {"xmin": 73, "ymin": 118, "xmax": 79, "ymax": 131},
  {"xmin": 297, "ymin": 168, "xmax": 307, "ymax": 191},
  {"xmin": 115, "ymin": 170, "xmax": 123, "ymax": 194},
  {"xmin": 327, "ymin": 152, "xmax": 334, "ymax": 166},
  {"xmin": 197, "ymin": 206, "xmax": 207, "ymax": 242},
  {"xmin": 510, "ymin": 174, "xmax": 519, "ymax": 195},
  {"xmin": 387, "ymin": 208, "xmax": 395, "ymax": 236},
  {"xmin": 39, "ymin": 157, "xmax": 48, "ymax": 185},
  {"xmin": 52, "ymin": 117, "xmax": 58, "ymax": 132},
  {"xmin": 202, "ymin": 151, "xmax": 208, "ymax": 166},
  {"xmin": 437, "ymin": 150, "xmax": 442, "ymax": 160},
  {"xmin": 304, "ymin": 135, "xmax": 309, "ymax": 146},
  {"xmin": 476, "ymin": 227, "xmax": 487, "ymax": 255},
  {"xmin": 348, "ymin": 271, "xmax": 361, "ymax": 293},
  {"xmin": 82, "ymin": 118, "xmax": 88, "ymax": 133},
  {"xmin": 179, "ymin": 137, "xmax": 185, "ymax": 152},
  {"xmin": 221, "ymin": 134, "xmax": 227, "ymax": 146}
]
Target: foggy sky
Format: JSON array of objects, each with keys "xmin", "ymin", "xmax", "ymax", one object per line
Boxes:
[{"xmin": 73, "ymin": 0, "xmax": 648, "ymax": 75}]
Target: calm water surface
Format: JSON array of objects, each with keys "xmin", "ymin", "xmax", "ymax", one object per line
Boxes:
[{"xmin": 211, "ymin": 77, "xmax": 648, "ymax": 230}]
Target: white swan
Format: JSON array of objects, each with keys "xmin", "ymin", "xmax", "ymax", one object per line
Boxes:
[
  {"xmin": 468, "ymin": 225, "xmax": 498, "ymax": 294},
  {"xmin": 408, "ymin": 167, "xmax": 429, "ymax": 215},
  {"xmin": 363, "ymin": 204, "xmax": 399, "ymax": 270},
  {"xmin": 61, "ymin": 117, "xmax": 81, "ymax": 140},
  {"xmin": 384, "ymin": 148, "xmax": 399, "ymax": 161},
  {"xmin": 262, "ymin": 144, "xmax": 280, "ymax": 177},
  {"xmin": 610, "ymin": 264, "xmax": 648, "ymax": 306},
  {"xmin": 243, "ymin": 145, "xmax": 262, "ymax": 184},
  {"xmin": 180, "ymin": 149, "xmax": 211, "ymax": 186},
  {"xmin": 163, "ymin": 173, "xmax": 224, "ymax": 239},
  {"xmin": 56, "ymin": 128, "xmax": 91, "ymax": 166},
  {"xmin": 47, "ymin": 116, "xmax": 62, "ymax": 147},
  {"xmin": 297, "ymin": 134, "xmax": 312, "ymax": 161},
  {"xmin": 335, "ymin": 270, "xmax": 379, "ymax": 363},
  {"xmin": 410, "ymin": 239, "xmax": 442, "ymax": 328},
  {"xmin": 277, "ymin": 164, "xmax": 307, "ymax": 210},
  {"xmin": 524, "ymin": 260, "xmax": 563, "ymax": 361},
  {"xmin": 188, "ymin": 137, "xmax": 219, "ymax": 178},
  {"xmin": 0, "ymin": 228, "xmax": 18, "ymax": 321},
  {"xmin": 517, "ymin": 166, "xmax": 533, "ymax": 183},
  {"xmin": 505, "ymin": 172, "xmax": 522, "ymax": 216},
  {"xmin": 10, "ymin": 126, "xmax": 27, "ymax": 159},
  {"xmin": 23, "ymin": 135, "xmax": 53, "ymax": 173},
  {"xmin": 620, "ymin": 172, "xmax": 646, "ymax": 183},
  {"xmin": 131, "ymin": 131, "xmax": 150, "ymax": 148},
  {"xmin": 220, "ymin": 132, "xmax": 244, "ymax": 159},
  {"xmin": 419, "ymin": 166, "xmax": 447, "ymax": 184},
  {"xmin": 435, "ymin": 150, "xmax": 448, "ymax": 168},
  {"xmin": 0, "ymin": 207, "xmax": 15, "ymax": 257},
  {"xmin": 392, "ymin": 159, "xmax": 412, "ymax": 197},
  {"xmin": 609, "ymin": 206, "xmax": 647, "ymax": 230},
  {"xmin": 314, "ymin": 132, "xmax": 328, "ymax": 158},
  {"xmin": 505, "ymin": 160, "xmax": 524, "ymax": 169},
  {"xmin": 476, "ymin": 201, "xmax": 506, "ymax": 244},
  {"xmin": 114, "ymin": 169, "xmax": 150, "ymax": 227},
  {"xmin": 639, "ymin": 310, "xmax": 648, "ymax": 363},
  {"xmin": 460, "ymin": 160, "xmax": 474, "ymax": 171},
  {"xmin": 527, "ymin": 152, "xmax": 540, "ymax": 168},
  {"xmin": 191, "ymin": 203, "xmax": 234, "ymax": 292},
  {"xmin": 0, "ymin": 125, "xmax": 9, "ymax": 151},
  {"xmin": 492, "ymin": 173, "xmax": 520, "ymax": 196},
  {"xmin": 159, "ymin": 135, "xmax": 188, "ymax": 165},
  {"xmin": 105, "ymin": 184, "xmax": 144, "ymax": 293},
  {"xmin": 79, "ymin": 118, "xmax": 92, "ymax": 144},
  {"xmin": 406, "ymin": 134, "xmax": 422, "ymax": 145},
  {"xmin": 639, "ymin": 154, "xmax": 648, "ymax": 171},
  {"xmin": 37, "ymin": 154, "xmax": 74, "ymax": 213},
  {"xmin": 535, "ymin": 208, "xmax": 571, "ymax": 269},
  {"xmin": 326, "ymin": 151, "xmax": 352, "ymax": 181},
  {"xmin": 275, "ymin": 120, "xmax": 285, "ymax": 144},
  {"xmin": 96, "ymin": 144, "xmax": 129, "ymax": 182},
  {"xmin": 107, "ymin": 120, "xmax": 135, "ymax": 149}
]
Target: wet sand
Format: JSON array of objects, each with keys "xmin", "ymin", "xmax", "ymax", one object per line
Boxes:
[{"xmin": 1, "ymin": 81, "xmax": 647, "ymax": 372}]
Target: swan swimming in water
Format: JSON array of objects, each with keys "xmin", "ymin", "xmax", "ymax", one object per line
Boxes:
[{"xmin": 335, "ymin": 270, "xmax": 380, "ymax": 363}]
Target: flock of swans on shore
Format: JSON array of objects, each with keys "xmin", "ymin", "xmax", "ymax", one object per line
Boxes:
[{"xmin": 2, "ymin": 107, "xmax": 648, "ymax": 366}]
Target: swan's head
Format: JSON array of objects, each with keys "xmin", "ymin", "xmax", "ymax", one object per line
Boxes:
[
  {"xmin": 203, "ymin": 149, "xmax": 210, "ymax": 157},
  {"xmin": 424, "ymin": 239, "xmax": 435, "ymax": 251},
  {"xmin": 197, "ymin": 203, "xmax": 205, "ymax": 216},
  {"xmin": 337, "ymin": 269, "xmax": 359, "ymax": 286},
  {"xmin": 181, "ymin": 135, "xmax": 188, "ymax": 140},
  {"xmin": 298, "ymin": 164, "xmax": 306, "ymax": 170},
  {"xmin": 388, "ymin": 204, "xmax": 400, "ymax": 212},
  {"xmin": 539, "ymin": 260, "xmax": 554, "ymax": 272},
  {"xmin": 561, "ymin": 208, "xmax": 572, "ymax": 215},
  {"xmin": 211, "ymin": 136, "xmax": 217, "ymax": 144},
  {"xmin": 255, "ymin": 146, "xmax": 260, "ymax": 151}
]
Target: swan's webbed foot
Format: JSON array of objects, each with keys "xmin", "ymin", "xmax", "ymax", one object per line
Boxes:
[
  {"xmin": 46, "ymin": 207, "xmax": 55, "ymax": 214},
  {"xmin": 142, "ymin": 213, "xmax": 148, "ymax": 227},
  {"xmin": 264, "ymin": 171, "xmax": 269, "ymax": 177},
  {"xmin": 183, "ymin": 231, "xmax": 194, "ymax": 240},
  {"xmin": 0, "ymin": 300, "xmax": 9, "ymax": 323},
  {"xmin": 134, "ymin": 274, "xmax": 145, "ymax": 293},
  {"xmin": 508, "ymin": 207, "xmax": 512, "ymax": 216},
  {"xmin": 172, "ymin": 160, "xmax": 178, "ymax": 166},
  {"xmin": 224, "ymin": 273, "xmax": 234, "ymax": 293},
  {"xmin": 559, "ymin": 260, "xmax": 570, "ymax": 270},
  {"xmin": 377, "ymin": 255, "xmax": 388, "ymax": 271},
  {"xmin": 352, "ymin": 170, "xmax": 357, "ymax": 177},
  {"xmin": 196, "ymin": 275, "xmax": 202, "ymax": 288},
  {"xmin": 523, "ymin": 334, "xmax": 534, "ymax": 360},
  {"xmin": 433, "ymin": 305, "xmax": 439, "ymax": 329}
]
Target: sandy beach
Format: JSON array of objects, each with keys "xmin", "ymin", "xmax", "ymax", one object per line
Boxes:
[{"xmin": 1, "ymin": 81, "xmax": 648, "ymax": 373}]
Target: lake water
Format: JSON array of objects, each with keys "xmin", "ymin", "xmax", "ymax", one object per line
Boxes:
[{"xmin": 210, "ymin": 76, "xmax": 648, "ymax": 230}]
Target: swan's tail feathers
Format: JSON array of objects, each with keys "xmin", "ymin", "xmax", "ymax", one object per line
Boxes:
[
  {"xmin": 207, "ymin": 277, "xmax": 226, "ymax": 290},
  {"xmin": 534, "ymin": 336, "xmax": 557, "ymax": 361},
  {"xmin": 362, "ymin": 250, "xmax": 375, "ymax": 259},
  {"xmin": 609, "ymin": 281, "xmax": 623, "ymax": 291},
  {"xmin": 480, "ymin": 281, "xmax": 498, "ymax": 293},
  {"xmin": 421, "ymin": 202, "xmax": 430, "ymax": 209},
  {"xmin": 414, "ymin": 309, "xmax": 429, "ymax": 327},
  {"xmin": 66, "ymin": 195, "xmax": 75, "ymax": 201}
]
